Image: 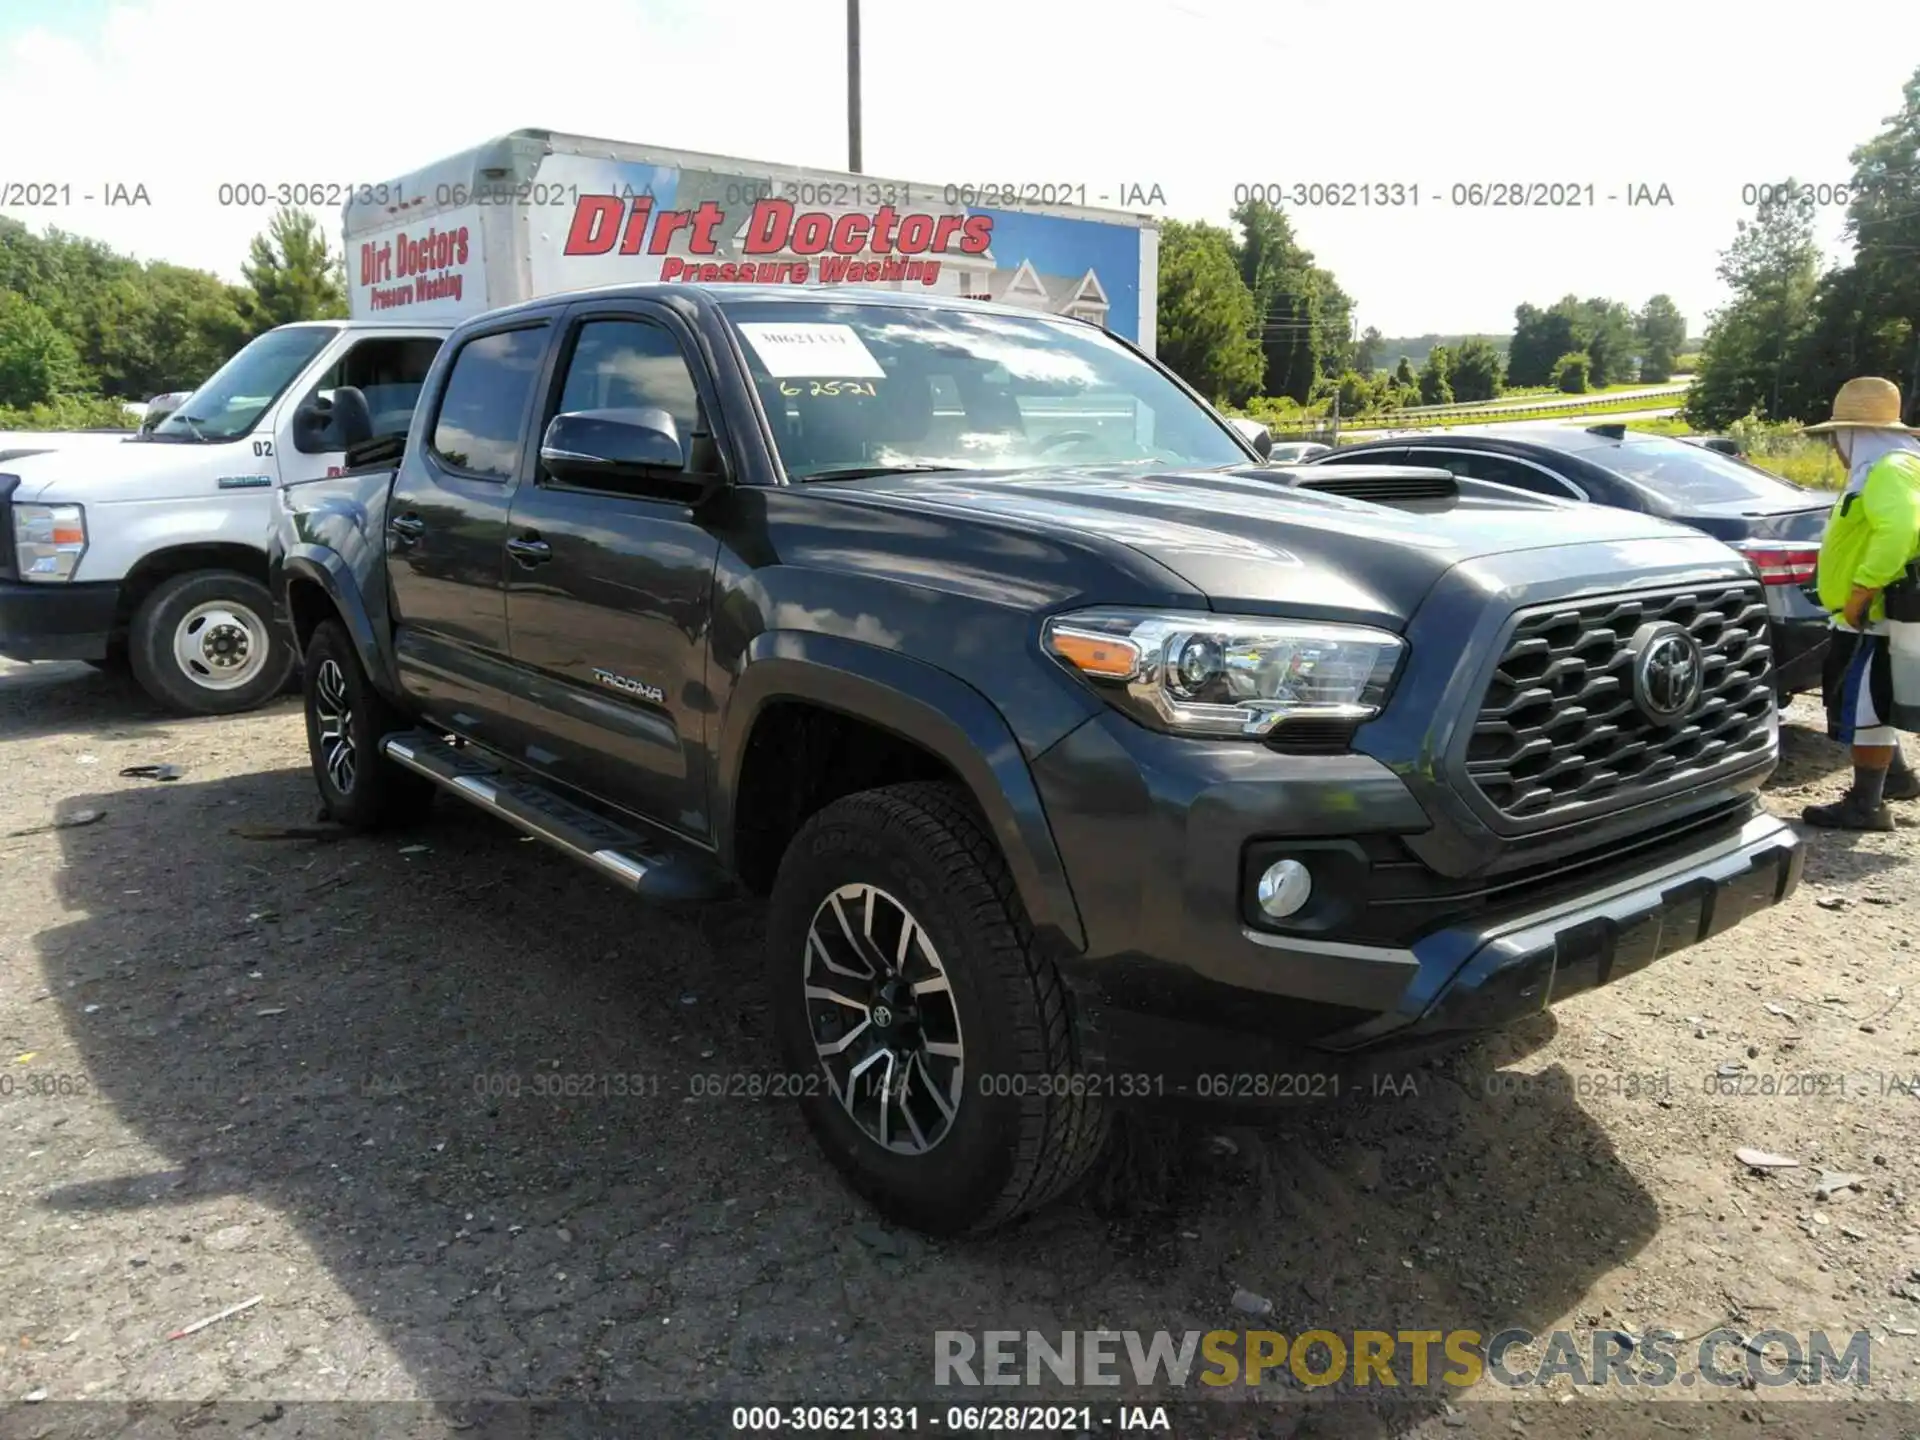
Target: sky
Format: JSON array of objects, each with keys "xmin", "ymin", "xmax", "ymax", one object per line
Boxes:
[{"xmin": 1, "ymin": 0, "xmax": 1915, "ymax": 342}]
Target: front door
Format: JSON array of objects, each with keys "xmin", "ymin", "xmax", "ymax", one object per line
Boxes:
[
  {"xmin": 272, "ymin": 333, "xmax": 445, "ymax": 484},
  {"xmin": 384, "ymin": 318, "xmax": 552, "ymax": 749},
  {"xmin": 503, "ymin": 303, "xmax": 722, "ymax": 840}
]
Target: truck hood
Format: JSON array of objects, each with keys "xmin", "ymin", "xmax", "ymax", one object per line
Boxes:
[
  {"xmin": 2, "ymin": 439, "xmax": 265, "ymax": 503},
  {"xmin": 844, "ymin": 465, "xmax": 1744, "ymax": 624}
]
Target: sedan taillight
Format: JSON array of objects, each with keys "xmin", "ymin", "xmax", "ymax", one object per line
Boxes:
[{"xmin": 1733, "ymin": 541, "xmax": 1819, "ymax": 586}]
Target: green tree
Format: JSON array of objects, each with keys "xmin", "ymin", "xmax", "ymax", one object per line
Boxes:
[
  {"xmin": 1553, "ymin": 351, "xmax": 1592, "ymax": 393},
  {"xmin": 1352, "ymin": 325, "xmax": 1382, "ymax": 375},
  {"xmin": 1688, "ymin": 182, "xmax": 1821, "ymax": 427},
  {"xmin": 1450, "ymin": 337, "xmax": 1505, "ymax": 402},
  {"xmin": 1392, "ymin": 355, "xmax": 1417, "ymax": 388},
  {"xmin": 1636, "ymin": 295, "xmax": 1687, "ymax": 383},
  {"xmin": 1418, "ymin": 345, "xmax": 1454, "ymax": 405},
  {"xmin": 1334, "ymin": 369, "xmax": 1379, "ymax": 416},
  {"xmin": 241, "ymin": 207, "xmax": 348, "ymax": 329},
  {"xmin": 1156, "ymin": 219, "xmax": 1264, "ymax": 404},
  {"xmin": 1508, "ymin": 302, "xmax": 1581, "ymax": 388},
  {"xmin": 1229, "ymin": 200, "xmax": 1355, "ymax": 402},
  {"xmin": 1839, "ymin": 64, "xmax": 1920, "ymax": 419},
  {"xmin": 1580, "ymin": 298, "xmax": 1638, "ymax": 386},
  {"xmin": 0, "ymin": 292, "xmax": 85, "ymax": 407}
]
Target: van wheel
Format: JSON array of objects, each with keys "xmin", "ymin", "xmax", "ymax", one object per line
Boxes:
[
  {"xmin": 766, "ymin": 782, "xmax": 1108, "ymax": 1235},
  {"xmin": 302, "ymin": 620, "xmax": 433, "ymax": 830},
  {"xmin": 128, "ymin": 570, "xmax": 292, "ymax": 716}
]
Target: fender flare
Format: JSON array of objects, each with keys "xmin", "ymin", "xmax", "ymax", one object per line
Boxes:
[
  {"xmin": 277, "ymin": 546, "xmax": 404, "ymax": 703},
  {"xmin": 716, "ymin": 631, "xmax": 1087, "ymax": 953}
]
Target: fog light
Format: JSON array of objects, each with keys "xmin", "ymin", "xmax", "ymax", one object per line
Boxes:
[{"xmin": 1256, "ymin": 859, "xmax": 1312, "ymax": 919}]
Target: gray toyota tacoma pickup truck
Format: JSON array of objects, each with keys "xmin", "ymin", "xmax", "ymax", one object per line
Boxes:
[{"xmin": 270, "ymin": 283, "xmax": 1803, "ymax": 1235}]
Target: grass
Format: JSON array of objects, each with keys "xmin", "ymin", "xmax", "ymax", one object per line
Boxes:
[{"xmin": 1497, "ymin": 381, "xmax": 1684, "ymax": 401}]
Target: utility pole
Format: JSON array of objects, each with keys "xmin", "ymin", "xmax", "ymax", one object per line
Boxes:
[{"xmin": 846, "ymin": 0, "xmax": 863, "ymax": 174}]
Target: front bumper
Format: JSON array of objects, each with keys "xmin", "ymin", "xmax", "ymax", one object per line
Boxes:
[
  {"xmin": 1032, "ymin": 710, "xmax": 1802, "ymax": 1103},
  {"xmin": 0, "ymin": 579, "xmax": 120, "ymax": 661}
]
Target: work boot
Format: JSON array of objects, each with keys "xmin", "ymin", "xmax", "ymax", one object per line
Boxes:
[
  {"xmin": 1884, "ymin": 755, "xmax": 1920, "ymax": 801},
  {"xmin": 1801, "ymin": 794, "xmax": 1896, "ymax": 831}
]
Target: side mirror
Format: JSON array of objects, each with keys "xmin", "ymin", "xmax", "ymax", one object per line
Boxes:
[
  {"xmin": 1228, "ymin": 416, "xmax": 1273, "ymax": 460},
  {"xmin": 141, "ymin": 392, "xmax": 183, "ymax": 434},
  {"xmin": 541, "ymin": 408, "xmax": 714, "ymax": 499}
]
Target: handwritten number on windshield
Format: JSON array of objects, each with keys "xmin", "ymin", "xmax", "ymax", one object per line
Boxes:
[{"xmin": 777, "ymin": 380, "xmax": 880, "ymax": 398}]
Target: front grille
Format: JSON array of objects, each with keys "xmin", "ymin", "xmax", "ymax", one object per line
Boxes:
[
  {"xmin": 0, "ymin": 474, "xmax": 19, "ymax": 581},
  {"xmin": 1464, "ymin": 583, "xmax": 1774, "ymax": 821}
]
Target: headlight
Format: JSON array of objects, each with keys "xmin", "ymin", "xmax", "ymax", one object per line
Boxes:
[
  {"xmin": 1041, "ymin": 606, "xmax": 1404, "ymax": 738},
  {"xmin": 13, "ymin": 503, "xmax": 88, "ymax": 581}
]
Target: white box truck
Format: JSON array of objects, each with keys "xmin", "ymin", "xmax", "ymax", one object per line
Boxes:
[{"xmin": 0, "ymin": 129, "xmax": 1159, "ymax": 714}]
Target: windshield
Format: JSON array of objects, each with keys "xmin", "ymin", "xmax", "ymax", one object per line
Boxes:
[
  {"xmin": 1587, "ymin": 435, "xmax": 1810, "ymax": 505},
  {"xmin": 150, "ymin": 326, "xmax": 337, "ymax": 442},
  {"xmin": 717, "ymin": 300, "xmax": 1251, "ymax": 480}
]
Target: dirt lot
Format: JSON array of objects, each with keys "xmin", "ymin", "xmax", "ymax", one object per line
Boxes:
[{"xmin": 2, "ymin": 656, "xmax": 1918, "ymax": 1440}]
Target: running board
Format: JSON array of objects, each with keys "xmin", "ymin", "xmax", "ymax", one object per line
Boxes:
[{"xmin": 379, "ymin": 730, "xmax": 731, "ymax": 904}]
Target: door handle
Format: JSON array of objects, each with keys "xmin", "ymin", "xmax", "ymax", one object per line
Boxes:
[
  {"xmin": 506, "ymin": 533, "xmax": 552, "ymax": 567},
  {"xmin": 387, "ymin": 512, "xmax": 426, "ymax": 543}
]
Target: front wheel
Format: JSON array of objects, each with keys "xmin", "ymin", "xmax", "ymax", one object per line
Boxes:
[
  {"xmin": 127, "ymin": 570, "xmax": 292, "ymax": 715},
  {"xmin": 766, "ymin": 782, "xmax": 1108, "ymax": 1235},
  {"xmin": 302, "ymin": 619, "xmax": 434, "ymax": 830}
]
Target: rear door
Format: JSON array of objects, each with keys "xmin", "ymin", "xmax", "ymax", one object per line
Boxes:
[
  {"xmin": 502, "ymin": 300, "xmax": 724, "ymax": 839},
  {"xmin": 384, "ymin": 316, "xmax": 553, "ymax": 747}
]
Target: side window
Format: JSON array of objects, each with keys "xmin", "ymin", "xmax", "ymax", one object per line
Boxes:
[
  {"xmin": 554, "ymin": 318, "xmax": 701, "ymax": 452},
  {"xmin": 293, "ymin": 337, "xmax": 443, "ymax": 453},
  {"xmin": 1433, "ymin": 451, "xmax": 1580, "ymax": 498},
  {"xmin": 430, "ymin": 326, "xmax": 548, "ymax": 480}
]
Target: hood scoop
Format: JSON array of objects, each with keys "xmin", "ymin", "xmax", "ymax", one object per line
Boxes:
[{"xmin": 1284, "ymin": 464, "xmax": 1460, "ymax": 505}]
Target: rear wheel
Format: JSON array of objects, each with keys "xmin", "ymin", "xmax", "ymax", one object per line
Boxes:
[
  {"xmin": 766, "ymin": 782, "xmax": 1108, "ymax": 1235},
  {"xmin": 127, "ymin": 570, "xmax": 292, "ymax": 715},
  {"xmin": 302, "ymin": 619, "xmax": 433, "ymax": 830}
]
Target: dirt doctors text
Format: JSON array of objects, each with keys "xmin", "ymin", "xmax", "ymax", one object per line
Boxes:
[{"xmin": 933, "ymin": 1329, "xmax": 1873, "ymax": 1390}]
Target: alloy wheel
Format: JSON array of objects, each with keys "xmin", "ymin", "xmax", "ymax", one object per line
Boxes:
[
  {"xmin": 803, "ymin": 882, "xmax": 966, "ymax": 1155},
  {"xmin": 313, "ymin": 658, "xmax": 355, "ymax": 794}
]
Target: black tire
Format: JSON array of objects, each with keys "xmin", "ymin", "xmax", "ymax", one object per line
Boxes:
[
  {"xmin": 127, "ymin": 569, "xmax": 293, "ymax": 716},
  {"xmin": 301, "ymin": 619, "xmax": 434, "ymax": 830},
  {"xmin": 766, "ymin": 781, "xmax": 1108, "ymax": 1235}
]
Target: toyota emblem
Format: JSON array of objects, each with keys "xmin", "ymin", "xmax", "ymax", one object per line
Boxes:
[{"xmin": 1630, "ymin": 623, "xmax": 1704, "ymax": 724}]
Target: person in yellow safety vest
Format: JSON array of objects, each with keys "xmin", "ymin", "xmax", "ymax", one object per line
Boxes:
[{"xmin": 1802, "ymin": 376, "xmax": 1920, "ymax": 831}]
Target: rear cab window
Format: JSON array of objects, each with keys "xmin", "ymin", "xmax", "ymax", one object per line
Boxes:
[{"xmin": 429, "ymin": 326, "xmax": 549, "ymax": 480}]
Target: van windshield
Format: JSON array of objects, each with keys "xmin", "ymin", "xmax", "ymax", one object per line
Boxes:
[
  {"xmin": 149, "ymin": 326, "xmax": 338, "ymax": 443},
  {"xmin": 717, "ymin": 299, "xmax": 1251, "ymax": 480}
]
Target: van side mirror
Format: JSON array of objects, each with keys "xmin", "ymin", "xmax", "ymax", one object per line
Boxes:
[
  {"xmin": 141, "ymin": 392, "xmax": 184, "ymax": 434},
  {"xmin": 541, "ymin": 408, "xmax": 717, "ymax": 502},
  {"xmin": 1228, "ymin": 417, "xmax": 1274, "ymax": 460}
]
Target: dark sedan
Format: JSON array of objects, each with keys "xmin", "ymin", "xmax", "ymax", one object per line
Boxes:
[{"xmin": 1311, "ymin": 423, "xmax": 1832, "ymax": 696}]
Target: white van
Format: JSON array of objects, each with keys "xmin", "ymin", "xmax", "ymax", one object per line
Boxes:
[{"xmin": 0, "ymin": 322, "xmax": 451, "ymax": 711}]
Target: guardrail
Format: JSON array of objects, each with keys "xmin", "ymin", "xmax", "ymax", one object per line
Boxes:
[{"xmin": 1262, "ymin": 387, "xmax": 1690, "ymax": 437}]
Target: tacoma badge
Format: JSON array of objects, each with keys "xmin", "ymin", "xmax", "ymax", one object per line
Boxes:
[{"xmin": 592, "ymin": 668, "xmax": 665, "ymax": 704}]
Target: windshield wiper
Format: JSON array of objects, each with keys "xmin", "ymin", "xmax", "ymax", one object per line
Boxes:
[
  {"xmin": 797, "ymin": 463, "xmax": 969, "ymax": 482},
  {"xmin": 171, "ymin": 414, "xmax": 212, "ymax": 441}
]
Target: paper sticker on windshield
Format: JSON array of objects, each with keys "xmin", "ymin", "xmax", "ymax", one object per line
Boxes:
[{"xmin": 738, "ymin": 323, "xmax": 885, "ymax": 379}]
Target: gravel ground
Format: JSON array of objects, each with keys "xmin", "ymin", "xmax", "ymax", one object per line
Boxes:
[{"xmin": 2, "ymin": 656, "xmax": 1918, "ymax": 1440}]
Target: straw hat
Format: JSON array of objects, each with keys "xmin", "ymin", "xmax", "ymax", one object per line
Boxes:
[{"xmin": 1803, "ymin": 376, "xmax": 1920, "ymax": 433}]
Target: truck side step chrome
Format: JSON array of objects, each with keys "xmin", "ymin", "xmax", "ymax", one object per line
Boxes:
[{"xmin": 379, "ymin": 730, "xmax": 730, "ymax": 904}]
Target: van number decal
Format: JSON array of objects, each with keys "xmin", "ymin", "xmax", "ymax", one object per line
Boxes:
[{"xmin": 253, "ymin": 439, "xmax": 274, "ymax": 457}]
